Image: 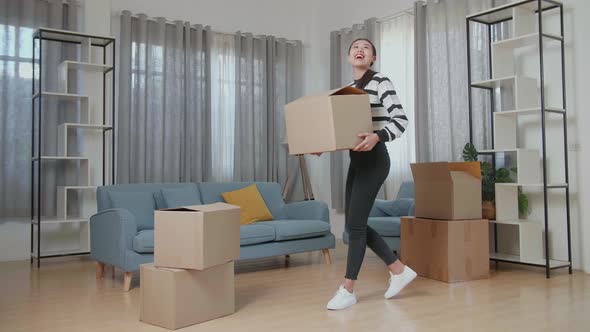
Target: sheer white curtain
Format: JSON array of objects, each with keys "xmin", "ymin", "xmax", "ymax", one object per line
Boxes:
[
  {"xmin": 379, "ymin": 13, "xmax": 415, "ymax": 199},
  {"xmin": 210, "ymin": 33, "xmax": 236, "ymax": 182}
]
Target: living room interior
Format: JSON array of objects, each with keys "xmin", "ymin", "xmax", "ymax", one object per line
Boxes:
[{"xmin": 0, "ymin": 0, "xmax": 589, "ymax": 330}]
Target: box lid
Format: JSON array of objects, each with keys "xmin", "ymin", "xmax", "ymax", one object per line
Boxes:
[
  {"xmin": 325, "ymin": 86, "xmax": 366, "ymax": 96},
  {"xmin": 411, "ymin": 162, "xmax": 481, "ymax": 182},
  {"xmin": 448, "ymin": 162, "xmax": 481, "ymax": 179},
  {"xmin": 285, "ymin": 86, "xmax": 366, "ymax": 107},
  {"xmin": 411, "ymin": 162, "xmax": 453, "ymax": 182},
  {"xmin": 158, "ymin": 202, "xmax": 239, "ymax": 213}
]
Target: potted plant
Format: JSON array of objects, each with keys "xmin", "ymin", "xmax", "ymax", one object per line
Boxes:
[{"xmin": 462, "ymin": 143, "xmax": 530, "ymax": 220}]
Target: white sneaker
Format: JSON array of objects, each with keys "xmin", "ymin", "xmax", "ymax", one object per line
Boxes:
[
  {"xmin": 326, "ymin": 285, "xmax": 357, "ymax": 310},
  {"xmin": 384, "ymin": 266, "xmax": 417, "ymax": 299}
]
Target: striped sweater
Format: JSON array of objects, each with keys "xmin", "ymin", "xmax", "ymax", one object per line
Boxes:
[{"xmin": 350, "ymin": 72, "xmax": 408, "ymax": 142}]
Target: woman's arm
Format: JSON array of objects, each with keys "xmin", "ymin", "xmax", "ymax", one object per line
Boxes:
[{"xmin": 376, "ymin": 78, "xmax": 408, "ymax": 142}]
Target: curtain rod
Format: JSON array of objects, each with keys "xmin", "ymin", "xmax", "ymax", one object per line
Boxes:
[{"xmin": 116, "ymin": 12, "xmax": 299, "ymax": 45}]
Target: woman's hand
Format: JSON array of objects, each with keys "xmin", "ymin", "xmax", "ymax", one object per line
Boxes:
[{"xmin": 353, "ymin": 133, "xmax": 380, "ymax": 152}]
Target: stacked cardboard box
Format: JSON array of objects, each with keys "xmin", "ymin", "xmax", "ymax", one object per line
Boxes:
[
  {"xmin": 140, "ymin": 203, "xmax": 241, "ymax": 330},
  {"xmin": 401, "ymin": 162, "xmax": 490, "ymax": 283}
]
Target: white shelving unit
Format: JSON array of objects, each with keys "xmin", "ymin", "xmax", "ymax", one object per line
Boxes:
[
  {"xmin": 57, "ymin": 123, "xmax": 112, "ymax": 157},
  {"xmin": 478, "ymin": 149, "xmax": 541, "ymax": 183},
  {"xmin": 57, "ymin": 186, "xmax": 98, "ymax": 220},
  {"xmin": 58, "ymin": 61, "xmax": 113, "ymax": 93},
  {"xmin": 31, "ymin": 28, "xmax": 115, "ymax": 265},
  {"xmin": 471, "ymin": 76, "xmax": 539, "ymax": 109},
  {"xmin": 467, "ymin": 0, "xmax": 571, "ymax": 277}
]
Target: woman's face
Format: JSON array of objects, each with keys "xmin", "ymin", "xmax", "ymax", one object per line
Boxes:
[{"xmin": 348, "ymin": 40, "xmax": 376, "ymax": 69}]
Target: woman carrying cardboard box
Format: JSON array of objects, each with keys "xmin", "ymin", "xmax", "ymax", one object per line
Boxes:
[{"xmin": 320, "ymin": 38, "xmax": 417, "ymax": 310}]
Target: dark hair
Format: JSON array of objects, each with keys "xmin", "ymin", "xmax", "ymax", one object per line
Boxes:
[
  {"xmin": 348, "ymin": 38, "xmax": 377, "ymax": 90},
  {"xmin": 348, "ymin": 38, "xmax": 377, "ymax": 60}
]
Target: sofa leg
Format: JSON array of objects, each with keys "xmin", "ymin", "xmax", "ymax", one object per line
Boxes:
[
  {"xmin": 111, "ymin": 265, "xmax": 116, "ymax": 279},
  {"xmin": 96, "ymin": 261, "xmax": 105, "ymax": 279},
  {"xmin": 285, "ymin": 254, "xmax": 290, "ymax": 264},
  {"xmin": 322, "ymin": 249, "xmax": 331, "ymax": 265},
  {"xmin": 123, "ymin": 272, "xmax": 133, "ymax": 292}
]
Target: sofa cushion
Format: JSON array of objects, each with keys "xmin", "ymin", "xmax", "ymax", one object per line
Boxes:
[
  {"xmin": 198, "ymin": 182, "xmax": 286, "ymax": 219},
  {"xmin": 368, "ymin": 217, "xmax": 401, "ymax": 237},
  {"xmin": 133, "ymin": 230, "xmax": 154, "ymax": 253},
  {"xmin": 376, "ymin": 198, "xmax": 414, "ymax": 217},
  {"xmin": 396, "ymin": 181, "xmax": 415, "ymax": 199},
  {"xmin": 273, "ymin": 220, "xmax": 330, "ymax": 241},
  {"xmin": 108, "ymin": 191, "xmax": 156, "ymax": 231},
  {"xmin": 161, "ymin": 186, "xmax": 201, "ymax": 208},
  {"xmin": 240, "ymin": 222, "xmax": 276, "ymax": 246},
  {"xmin": 222, "ymin": 184, "xmax": 274, "ymax": 225},
  {"xmin": 98, "ymin": 183, "xmax": 199, "ymax": 211}
]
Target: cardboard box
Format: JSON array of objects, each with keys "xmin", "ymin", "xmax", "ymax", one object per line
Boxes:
[
  {"xmin": 284, "ymin": 86, "xmax": 373, "ymax": 155},
  {"xmin": 410, "ymin": 162, "xmax": 482, "ymax": 220},
  {"xmin": 140, "ymin": 262, "xmax": 235, "ymax": 330},
  {"xmin": 401, "ymin": 217, "xmax": 489, "ymax": 283},
  {"xmin": 154, "ymin": 202, "xmax": 240, "ymax": 270}
]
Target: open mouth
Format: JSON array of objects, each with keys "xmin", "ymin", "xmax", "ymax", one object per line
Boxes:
[{"xmin": 355, "ymin": 54, "xmax": 364, "ymax": 60}]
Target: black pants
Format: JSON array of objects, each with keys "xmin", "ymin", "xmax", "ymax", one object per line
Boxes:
[{"xmin": 345, "ymin": 142, "xmax": 397, "ymax": 280}]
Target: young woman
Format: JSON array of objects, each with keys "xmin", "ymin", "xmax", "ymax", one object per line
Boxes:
[{"xmin": 324, "ymin": 38, "xmax": 417, "ymax": 310}]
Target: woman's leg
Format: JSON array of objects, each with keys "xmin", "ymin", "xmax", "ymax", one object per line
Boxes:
[
  {"xmin": 344, "ymin": 161, "xmax": 389, "ymax": 280},
  {"xmin": 366, "ymin": 225, "xmax": 397, "ymax": 265}
]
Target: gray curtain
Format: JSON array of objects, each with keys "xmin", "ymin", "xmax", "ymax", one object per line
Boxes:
[
  {"xmin": 414, "ymin": 0, "xmax": 503, "ymax": 163},
  {"xmin": 329, "ymin": 18, "xmax": 380, "ymax": 213},
  {"xmin": 117, "ymin": 12, "xmax": 303, "ymax": 197},
  {"xmin": 233, "ymin": 32, "xmax": 302, "ymax": 200},
  {"xmin": 0, "ymin": 0, "xmax": 79, "ymax": 220},
  {"xmin": 117, "ymin": 12, "xmax": 211, "ymax": 183}
]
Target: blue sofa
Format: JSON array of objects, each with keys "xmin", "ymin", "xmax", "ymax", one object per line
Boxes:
[
  {"xmin": 343, "ymin": 181, "xmax": 415, "ymax": 254},
  {"xmin": 90, "ymin": 182, "xmax": 335, "ymax": 290}
]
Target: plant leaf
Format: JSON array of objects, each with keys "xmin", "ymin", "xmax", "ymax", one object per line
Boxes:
[{"xmin": 462, "ymin": 143, "xmax": 478, "ymax": 162}]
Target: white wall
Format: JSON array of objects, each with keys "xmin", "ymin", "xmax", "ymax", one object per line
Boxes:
[
  {"xmin": 565, "ymin": 0, "xmax": 590, "ymax": 272},
  {"xmin": 513, "ymin": 0, "xmax": 590, "ymax": 272}
]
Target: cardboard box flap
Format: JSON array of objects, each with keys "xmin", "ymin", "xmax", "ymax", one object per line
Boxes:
[
  {"xmin": 158, "ymin": 202, "xmax": 238, "ymax": 213},
  {"xmin": 157, "ymin": 207, "xmax": 199, "ymax": 212},
  {"xmin": 450, "ymin": 171, "xmax": 480, "ymax": 183},
  {"xmin": 284, "ymin": 86, "xmax": 364, "ymax": 107},
  {"xmin": 410, "ymin": 162, "xmax": 453, "ymax": 182},
  {"xmin": 185, "ymin": 202, "xmax": 239, "ymax": 212},
  {"xmin": 328, "ymin": 86, "xmax": 366, "ymax": 96},
  {"xmin": 448, "ymin": 162, "xmax": 481, "ymax": 179}
]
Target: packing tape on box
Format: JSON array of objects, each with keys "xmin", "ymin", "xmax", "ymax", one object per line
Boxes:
[
  {"xmin": 431, "ymin": 221, "xmax": 437, "ymax": 238},
  {"xmin": 464, "ymin": 223, "xmax": 472, "ymax": 242},
  {"xmin": 465, "ymin": 258, "xmax": 473, "ymax": 277},
  {"xmin": 407, "ymin": 220, "xmax": 414, "ymax": 235}
]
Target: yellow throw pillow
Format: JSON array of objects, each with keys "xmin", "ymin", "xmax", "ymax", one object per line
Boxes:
[{"xmin": 221, "ymin": 184, "xmax": 274, "ymax": 225}]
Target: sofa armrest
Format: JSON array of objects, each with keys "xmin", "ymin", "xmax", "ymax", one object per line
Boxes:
[
  {"xmin": 370, "ymin": 198, "xmax": 415, "ymax": 217},
  {"xmin": 284, "ymin": 200, "xmax": 330, "ymax": 223},
  {"xmin": 90, "ymin": 208, "xmax": 138, "ymax": 269}
]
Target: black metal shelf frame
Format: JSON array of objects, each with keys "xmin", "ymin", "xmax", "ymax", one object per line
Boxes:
[
  {"xmin": 31, "ymin": 28, "xmax": 116, "ymax": 268},
  {"xmin": 466, "ymin": 0, "xmax": 571, "ymax": 278}
]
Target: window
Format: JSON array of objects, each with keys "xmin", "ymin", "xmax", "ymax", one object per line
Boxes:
[
  {"xmin": 210, "ymin": 33, "xmax": 236, "ymax": 182},
  {"xmin": 379, "ymin": 13, "xmax": 416, "ymax": 197},
  {"xmin": 0, "ymin": 25, "xmax": 35, "ymax": 79}
]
